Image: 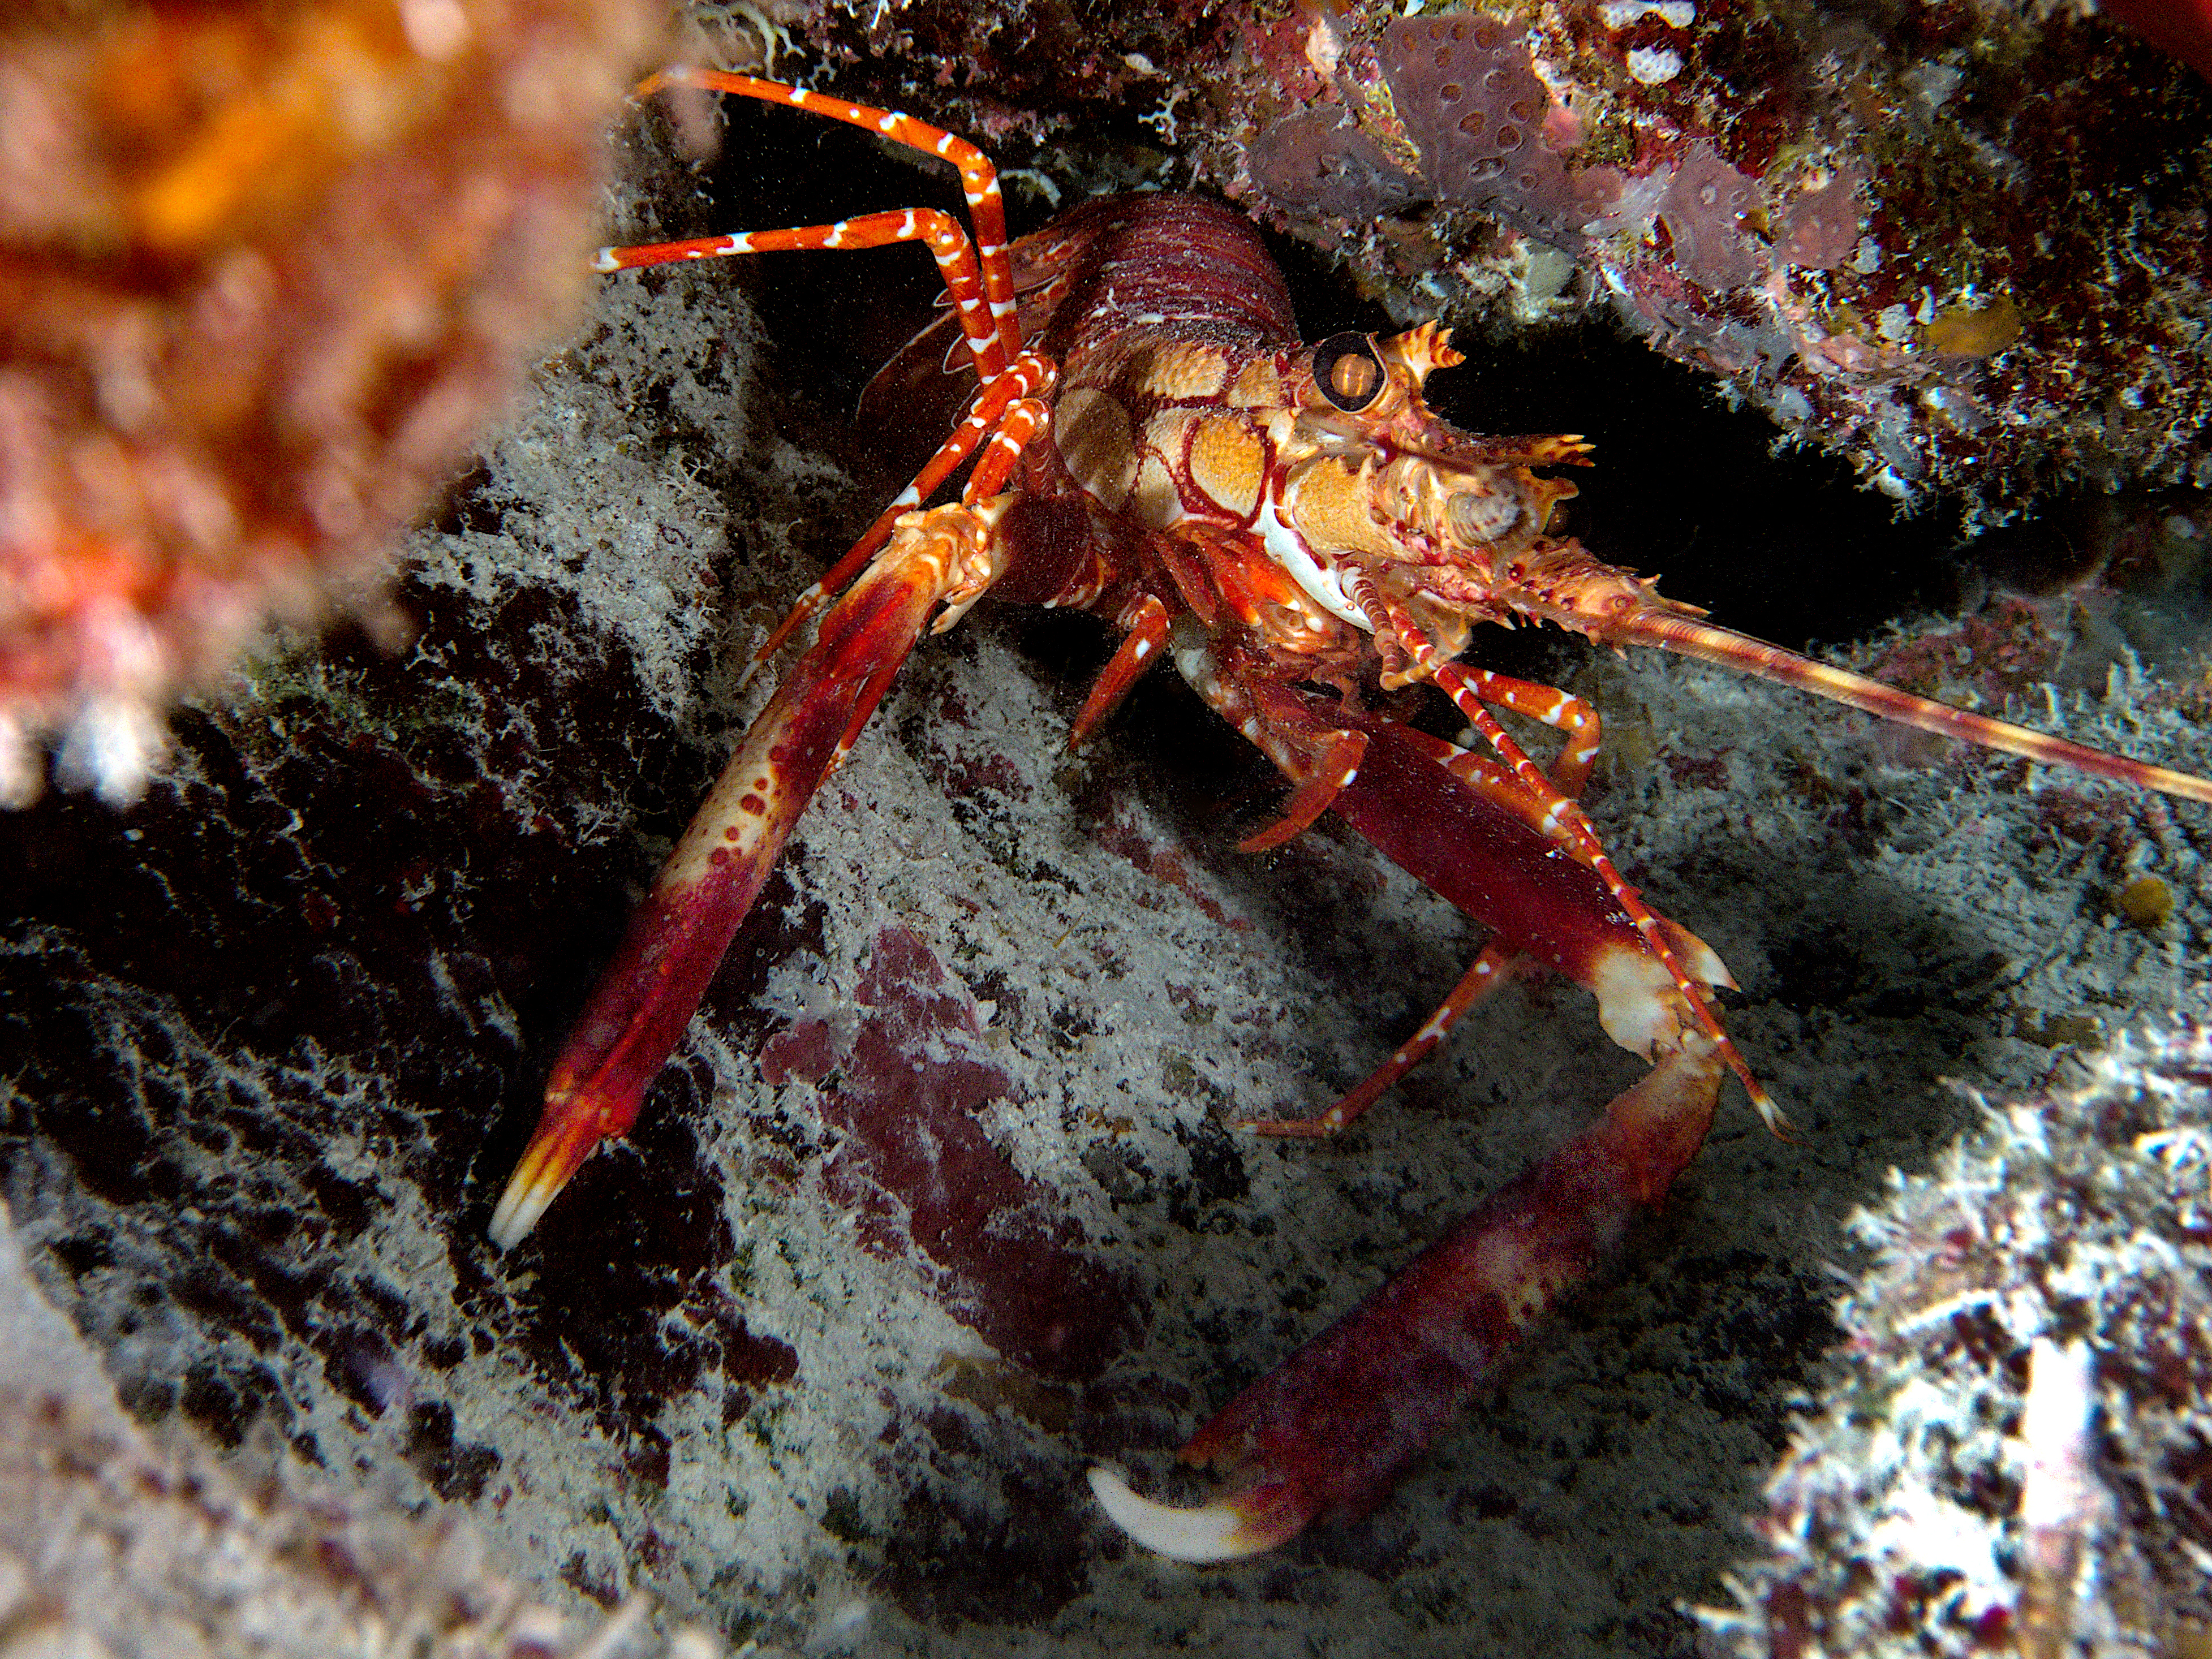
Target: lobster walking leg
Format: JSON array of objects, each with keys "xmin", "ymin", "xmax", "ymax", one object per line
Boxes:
[
  {"xmin": 599, "ymin": 70, "xmax": 1022, "ymax": 380},
  {"xmin": 1091, "ymin": 666, "xmax": 1744, "ymax": 1556},
  {"xmin": 1241, "ymin": 676, "xmax": 1604, "ymax": 1135},
  {"xmin": 490, "ymin": 68, "xmax": 1063, "ymax": 1246},
  {"xmin": 1237, "ymin": 942, "xmax": 1522, "ymax": 1137},
  {"xmin": 1437, "ymin": 667, "xmax": 1604, "ymax": 799},
  {"xmin": 593, "ymin": 68, "xmax": 1032, "ymax": 673},
  {"xmin": 490, "ymin": 399, "xmax": 1051, "ymax": 1247}
]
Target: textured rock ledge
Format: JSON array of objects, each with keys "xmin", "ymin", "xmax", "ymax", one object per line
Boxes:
[{"xmin": 1698, "ymin": 1025, "xmax": 2212, "ymax": 1658}]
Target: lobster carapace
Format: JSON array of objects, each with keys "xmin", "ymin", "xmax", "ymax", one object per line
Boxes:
[{"xmin": 487, "ymin": 70, "xmax": 2212, "ymax": 1559}]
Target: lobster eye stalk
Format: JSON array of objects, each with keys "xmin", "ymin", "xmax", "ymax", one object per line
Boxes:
[{"xmin": 1314, "ymin": 333, "xmax": 1385, "ymax": 412}]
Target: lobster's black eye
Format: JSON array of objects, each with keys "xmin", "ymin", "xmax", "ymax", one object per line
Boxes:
[{"xmin": 1314, "ymin": 333, "xmax": 1385, "ymax": 412}]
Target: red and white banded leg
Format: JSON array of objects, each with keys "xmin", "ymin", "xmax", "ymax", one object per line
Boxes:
[
  {"xmin": 1352, "ymin": 572, "xmax": 1780, "ymax": 1134},
  {"xmin": 490, "ymin": 68, "xmax": 1056, "ymax": 1245},
  {"xmin": 1238, "ymin": 943, "xmax": 1524, "ymax": 1137},
  {"xmin": 1437, "ymin": 666, "xmax": 1606, "ymax": 801},
  {"xmin": 597, "ymin": 68, "xmax": 1035, "ymax": 673},
  {"xmin": 603, "ymin": 69, "xmax": 1020, "ymax": 376}
]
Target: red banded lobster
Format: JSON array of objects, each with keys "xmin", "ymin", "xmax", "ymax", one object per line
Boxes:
[{"xmin": 487, "ymin": 70, "xmax": 2212, "ymax": 1561}]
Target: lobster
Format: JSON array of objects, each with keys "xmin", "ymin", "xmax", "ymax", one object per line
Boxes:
[{"xmin": 485, "ymin": 70, "xmax": 2212, "ymax": 1560}]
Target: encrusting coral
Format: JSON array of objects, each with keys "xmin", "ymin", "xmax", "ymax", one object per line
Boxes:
[
  {"xmin": 0, "ymin": 0, "xmax": 657, "ymax": 807},
  {"xmin": 660, "ymin": 0, "xmax": 2210, "ymax": 524},
  {"xmin": 1698, "ymin": 1024, "xmax": 2212, "ymax": 1658},
  {"xmin": 1202, "ymin": 0, "xmax": 2212, "ymax": 520}
]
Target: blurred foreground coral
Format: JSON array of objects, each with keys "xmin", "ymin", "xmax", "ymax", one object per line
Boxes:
[{"xmin": 0, "ymin": 0, "xmax": 657, "ymax": 806}]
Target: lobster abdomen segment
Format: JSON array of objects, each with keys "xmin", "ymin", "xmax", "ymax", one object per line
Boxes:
[{"xmin": 1023, "ymin": 195, "xmax": 1300, "ymax": 363}]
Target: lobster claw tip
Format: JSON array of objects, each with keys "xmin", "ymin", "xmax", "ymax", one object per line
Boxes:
[
  {"xmin": 1086, "ymin": 1466, "xmax": 1299, "ymax": 1562},
  {"xmin": 487, "ymin": 1172, "xmax": 551, "ymax": 1252},
  {"xmin": 487, "ymin": 1110, "xmax": 603, "ymax": 1251}
]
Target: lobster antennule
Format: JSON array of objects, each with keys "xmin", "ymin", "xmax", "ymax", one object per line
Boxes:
[{"xmin": 1621, "ymin": 610, "xmax": 2212, "ymax": 805}]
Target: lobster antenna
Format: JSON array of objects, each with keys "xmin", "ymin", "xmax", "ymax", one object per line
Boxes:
[{"xmin": 1628, "ymin": 611, "xmax": 2212, "ymax": 805}]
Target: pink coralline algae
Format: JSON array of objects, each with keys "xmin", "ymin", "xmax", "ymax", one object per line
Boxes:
[
  {"xmin": 1215, "ymin": 0, "xmax": 2212, "ymax": 520},
  {"xmin": 1777, "ymin": 168, "xmax": 1867, "ymax": 272},
  {"xmin": 1380, "ymin": 14, "xmax": 1590, "ymax": 252},
  {"xmin": 1655, "ymin": 141, "xmax": 1760, "ymax": 288},
  {"xmin": 758, "ymin": 925, "xmax": 1141, "ymax": 1383}
]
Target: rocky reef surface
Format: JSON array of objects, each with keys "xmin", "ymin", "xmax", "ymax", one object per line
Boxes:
[
  {"xmin": 3, "ymin": 5, "xmax": 2211, "ymax": 1657},
  {"xmin": 0, "ymin": 1193, "xmax": 708, "ymax": 1659},
  {"xmin": 1698, "ymin": 1025, "xmax": 2212, "ymax": 1658},
  {"xmin": 731, "ymin": 0, "xmax": 2212, "ymax": 522}
]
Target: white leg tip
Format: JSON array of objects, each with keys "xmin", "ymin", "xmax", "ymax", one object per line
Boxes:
[
  {"xmin": 1086, "ymin": 1466, "xmax": 1274, "ymax": 1563},
  {"xmin": 486, "ymin": 1178, "xmax": 547, "ymax": 1252}
]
